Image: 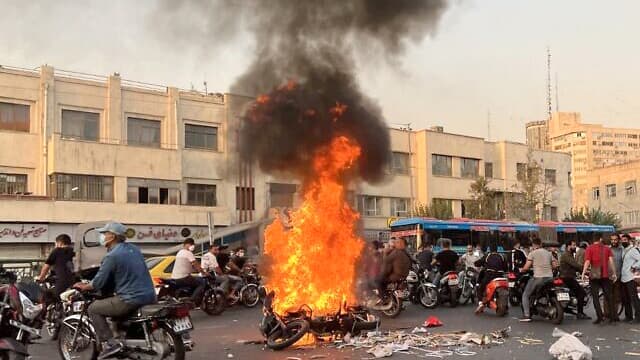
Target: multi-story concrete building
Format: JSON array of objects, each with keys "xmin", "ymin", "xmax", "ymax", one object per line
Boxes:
[
  {"xmin": 0, "ymin": 65, "xmax": 415, "ymax": 258},
  {"xmin": 586, "ymin": 160, "xmax": 640, "ymax": 230},
  {"xmin": 526, "ymin": 112, "xmax": 640, "ymax": 208},
  {"xmin": 0, "ymin": 65, "xmax": 572, "ymax": 259}
]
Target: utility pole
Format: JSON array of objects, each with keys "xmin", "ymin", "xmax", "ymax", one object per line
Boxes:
[{"xmin": 547, "ymin": 47, "xmax": 552, "ymax": 121}]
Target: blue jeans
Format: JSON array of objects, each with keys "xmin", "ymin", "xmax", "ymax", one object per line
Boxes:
[{"xmin": 522, "ymin": 277, "xmax": 552, "ymax": 317}]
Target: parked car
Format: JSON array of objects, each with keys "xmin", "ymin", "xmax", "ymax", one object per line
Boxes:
[{"xmin": 146, "ymin": 256, "xmax": 200, "ymax": 285}]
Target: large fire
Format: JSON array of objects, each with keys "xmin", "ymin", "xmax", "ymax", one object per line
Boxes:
[{"xmin": 264, "ymin": 135, "xmax": 365, "ymax": 316}]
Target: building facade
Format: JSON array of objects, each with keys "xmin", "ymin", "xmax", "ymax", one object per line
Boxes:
[
  {"xmin": 526, "ymin": 112, "xmax": 640, "ymax": 208},
  {"xmin": 0, "ymin": 65, "xmax": 572, "ymax": 259},
  {"xmin": 586, "ymin": 160, "xmax": 640, "ymax": 230}
]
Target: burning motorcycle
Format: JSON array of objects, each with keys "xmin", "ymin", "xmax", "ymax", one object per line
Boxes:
[
  {"xmin": 521, "ymin": 277, "xmax": 570, "ymax": 324},
  {"xmin": 57, "ymin": 289, "xmax": 193, "ymax": 360},
  {"xmin": 259, "ymin": 289, "xmax": 379, "ymax": 351},
  {"xmin": 157, "ymin": 273, "xmax": 226, "ymax": 316}
]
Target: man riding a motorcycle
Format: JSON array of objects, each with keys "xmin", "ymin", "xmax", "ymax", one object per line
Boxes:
[
  {"xmin": 519, "ymin": 237, "xmax": 557, "ymax": 322},
  {"xmin": 431, "ymin": 238, "xmax": 459, "ymax": 286},
  {"xmin": 72, "ymin": 222, "xmax": 156, "ymax": 360},
  {"xmin": 509, "ymin": 240, "xmax": 527, "ymax": 273},
  {"xmin": 171, "ymin": 238, "xmax": 208, "ymax": 305},
  {"xmin": 474, "ymin": 241, "xmax": 508, "ymax": 314},
  {"xmin": 559, "ymin": 240, "xmax": 590, "ymax": 320},
  {"xmin": 370, "ymin": 238, "xmax": 412, "ymax": 309}
]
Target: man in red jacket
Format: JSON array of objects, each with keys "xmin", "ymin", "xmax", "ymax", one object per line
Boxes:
[{"xmin": 582, "ymin": 237, "xmax": 617, "ymax": 325}]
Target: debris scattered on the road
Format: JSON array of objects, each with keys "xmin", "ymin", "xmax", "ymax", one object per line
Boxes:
[
  {"xmin": 515, "ymin": 337, "xmax": 544, "ymax": 345},
  {"xmin": 237, "ymin": 339, "xmax": 264, "ymax": 345},
  {"xmin": 336, "ymin": 326, "xmax": 510, "ymax": 358},
  {"xmin": 625, "ymin": 352, "xmax": 640, "ymax": 356},
  {"xmin": 549, "ymin": 331, "xmax": 592, "ymax": 360},
  {"xmin": 309, "ymin": 355, "xmax": 329, "ymax": 359},
  {"xmin": 226, "ymin": 354, "xmax": 234, "ymax": 359},
  {"xmin": 595, "ymin": 338, "xmax": 606, "ymax": 341},
  {"xmin": 423, "ymin": 316, "xmax": 443, "ymax": 328},
  {"xmin": 285, "ymin": 357, "xmax": 302, "ymax": 360}
]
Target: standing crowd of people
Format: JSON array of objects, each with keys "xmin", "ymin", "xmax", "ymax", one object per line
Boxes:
[{"xmin": 362, "ymin": 232, "xmax": 640, "ymax": 325}]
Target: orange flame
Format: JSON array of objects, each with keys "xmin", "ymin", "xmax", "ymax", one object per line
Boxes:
[{"xmin": 264, "ymin": 136, "xmax": 364, "ymax": 315}]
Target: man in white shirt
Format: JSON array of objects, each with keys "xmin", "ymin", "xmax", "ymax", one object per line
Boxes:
[
  {"xmin": 201, "ymin": 244, "xmax": 230, "ymax": 294},
  {"xmin": 171, "ymin": 238, "xmax": 207, "ymax": 303}
]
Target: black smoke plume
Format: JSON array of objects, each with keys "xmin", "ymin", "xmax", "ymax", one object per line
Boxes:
[{"xmin": 153, "ymin": 0, "xmax": 450, "ymax": 182}]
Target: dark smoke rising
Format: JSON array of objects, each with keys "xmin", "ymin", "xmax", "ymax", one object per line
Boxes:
[{"xmin": 153, "ymin": 0, "xmax": 450, "ymax": 182}]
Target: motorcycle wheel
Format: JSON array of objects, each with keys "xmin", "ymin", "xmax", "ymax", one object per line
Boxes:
[
  {"xmin": 449, "ymin": 287, "xmax": 459, "ymax": 308},
  {"xmin": 240, "ymin": 284, "xmax": 260, "ymax": 308},
  {"xmin": 266, "ymin": 320, "xmax": 310, "ymax": 351},
  {"xmin": 509, "ymin": 290, "xmax": 521, "ymax": 307},
  {"xmin": 496, "ymin": 288, "xmax": 509, "ymax": 317},
  {"xmin": 58, "ymin": 318, "xmax": 98, "ymax": 360},
  {"xmin": 149, "ymin": 323, "xmax": 186, "ymax": 360},
  {"xmin": 419, "ymin": 285, "xmax": 438, "ymax": 309},
  {"xmin": 381, "ymin": 296, "xmax": 402, "ymax": 318},
  {"xmin": 202, "ymin": 289, "xmax": 227, "ymax": 316},
  {"xmin": 550, "ymin": 298, "xmax": 564, "ymax": 325}
]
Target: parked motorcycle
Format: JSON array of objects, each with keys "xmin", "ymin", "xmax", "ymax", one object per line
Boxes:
[
  {"xmin": 521, "ymin": 277, "xmax": 570, "ymax": 324},
  {"xmin": 157, "ymin": 273, "xmax": 226, "ymax": 316},
  {"xmin": 0, "ymin": 267, "xmax": 43, "ymax": 360},
  {"xmin": 507, "ymin": 271, "xmax": 531, "ymax": 307},
  {"xmin": 259, "ymin": 289, "xmax": 379, "ymax": 351},
  {"xmin": 57, "ymin": 289, "xmax": 193, "ymax": 360},
  {"xmin": 226, "ymin": 264, "xmax": 261, "ymax": 308},
  {"xmin": 420, "ymin": 268, "xmax": 460, "ymax": 308},
  {"xmin": 459, "ymin": 267, "xmax": 479, "ymax": 305},
  {"xmin": 478, "ymin": 272, "xmax": 509, "ymax": 317}
]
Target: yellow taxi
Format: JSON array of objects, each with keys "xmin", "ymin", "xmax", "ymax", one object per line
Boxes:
[{"xmin": 146, "ymin": 256, "xmax": 201, "ymax": 285}]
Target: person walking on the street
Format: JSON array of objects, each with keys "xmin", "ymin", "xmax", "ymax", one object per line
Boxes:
[
  {"xmin": 621, "ymin": 234, "xmax": 640, "ymax": 323},
  {"xmin": 559, "ymin": 240, "xmax": 590, "ymax": 319},
  {"xmin": 582, "ymin": 236, "xmax": 617, "ymax": 325},
  {"xmin": 610, "ymin": 234, "xmax": 627, "ymax": 322},
  {"xmin": 38, "ymin": 234, "xmax": 75, "ymax": 296},
  {"xmin": 519, "ymin": 237, "xmax": 556, "ymax": 322}
]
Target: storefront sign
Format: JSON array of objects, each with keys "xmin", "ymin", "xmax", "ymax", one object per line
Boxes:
[
  {"xmin": 0, "ymin": 224, "xmax": 48, "ymax": 241},
  {"xmin": 125, "ymin": 225, "xmax": 210, "ymax": 243}
]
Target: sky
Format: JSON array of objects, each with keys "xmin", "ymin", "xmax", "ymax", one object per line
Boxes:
[{"xmin": 1, "ymin": 0, "xmax": 639, "ymax": 142}]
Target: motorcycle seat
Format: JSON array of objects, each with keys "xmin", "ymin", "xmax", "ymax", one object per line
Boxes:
[{"xmin": 138, "ymin": 304, "xmax": 168, "ymax": 317}]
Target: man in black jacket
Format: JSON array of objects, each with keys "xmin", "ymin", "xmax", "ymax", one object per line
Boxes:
[
  {"xmin": 474, "ymin": 241, "xmax": 507, "ymax": 314},
  {"xmin": 560, "ymin": 240, "xmax": 590, "ymax": 319}
]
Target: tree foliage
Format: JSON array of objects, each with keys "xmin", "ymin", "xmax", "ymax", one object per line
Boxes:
[
  {"xmin": 413, "ymin": 199, "xmax": 453, "ymax": 220},
  {"xmin": 508, "ymin": 150, "xmax": 553, "ymax": 222},
  {"xmin": 563, "ymin": 207, "xmax": 622, "ymax": 229},
  {"xmin": 465, "ymin": 177, "xmax": 498, "ymax": 219}
]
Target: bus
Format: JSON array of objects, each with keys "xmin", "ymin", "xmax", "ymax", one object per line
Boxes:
[
  {"xmin": 389, "ymin": 217, "xmax": 537, "ymax": 255},
  {"xmin": 537, "ymin": 221, "xmax": 615, "ymax": 247}
]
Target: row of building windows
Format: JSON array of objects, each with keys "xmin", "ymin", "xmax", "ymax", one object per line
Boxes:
[
  {"xmin": 593, "ymin": 132, "xmax": 640, "ymax": 139},
  {"xmin": 516, "ymin": 163, "xmax": 557, "ymax": 185},
  {"xmin": 356, "ymin": 196, "xmax": 410, "ymax": 217},
  {"xmin": 0, "ymin": 102, "xmax": 219, "ymax": 151},
  {"xmin": 592, "ymin": 180, "xmax": 638, "ymax": 200},
  {"xmin": 432, "ymin": 154, "xmax": 480, "ymax": 179}
]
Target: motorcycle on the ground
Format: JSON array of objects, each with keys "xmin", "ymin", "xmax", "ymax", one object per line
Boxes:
[
  {"xmin": 459, "ymin": 267, "xmax": 479, "ymax": 305},
  {"xmin": 521, "ymin": 277, "xmax": 570, "ymax": 324},
  {"xmin": 157, "ymin": 273, "xmax": 226, "ymax": 316},
  {"xmin": 57, "ymin": 289, "xmax": 193, "ymax": 360},
  {"xmin": 259, "ymin": 289, "xmax": 379, "ymax": 351},
  {"xmin": 478, "ymin": 271, "xmax": 509, "ymax": 317}
]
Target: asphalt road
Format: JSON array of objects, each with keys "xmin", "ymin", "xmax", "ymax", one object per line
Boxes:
[{"xmin": 31, "ymin": 301, "xmax": 640, "ymax": 360}]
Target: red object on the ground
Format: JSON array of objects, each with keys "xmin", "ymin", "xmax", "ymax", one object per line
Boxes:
[{"xmin": 424, "ymin": 316, "xmax": 443, "ymax": 327}]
